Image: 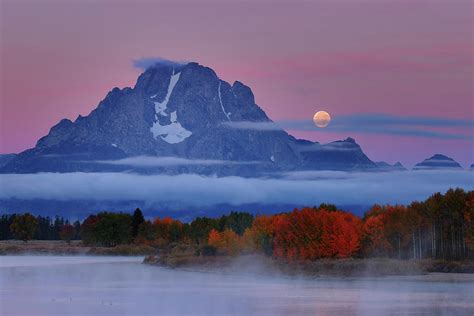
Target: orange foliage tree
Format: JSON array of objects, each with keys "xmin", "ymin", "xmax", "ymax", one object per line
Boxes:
[
  {"xmin": 208, "ymin": 228, "xmax": 242, "ymax": 256},
  {"xmin": 242, "ymin": 215, "xmax": 275, "ymax": 255},
  {"xmin": 153, "ymin": 217, "xmax": 186, "ymax": 244}
]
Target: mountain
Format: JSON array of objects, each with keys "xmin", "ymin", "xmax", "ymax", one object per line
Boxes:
[
  {"xmin": 0, "ymin": 154, "xmax": 16, "ymax": 168},
  {"xmin": 413, "ymin": 154, "xmax": 462, "ymax": 170},
  {"xmin": 375, "ymin": 161, "xmax": 407, "ymax": 171},
  {"xmin": 1, "ymin": 61, "xmax": 377, "ymax": 175}
]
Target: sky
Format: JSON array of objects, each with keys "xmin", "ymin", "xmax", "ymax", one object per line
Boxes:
[{"xmin": 1, "ymin": 0, "xmax": 473, "ymax": 167}]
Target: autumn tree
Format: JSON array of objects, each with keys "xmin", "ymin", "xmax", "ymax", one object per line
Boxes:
[
  {"xmin": 80, "ymin": 212, "xmax": 132, "ymax": 246},
  {"xmin": 273, "ymin": 208, "xmax": 361, "ymax": 260},
  {"xmin": 208, "ymin": 228, "xmax": 242, "ymax": 256},
  {"xmin": 59, "ymin": 224, "xmax": 75, "ymax": 243},
  {"xmin": 10, "ymin": 213, "xmax": 38, "ymax": 242},
  {"xmin": 361, "ymin": 214, "xmax": 390, "ymax": 256},
  {"xmin": 153, "ymin": 217, "xmax": 187, "ymax": 244},
  {"xmin": 329, "ymin": 212, "xmax": 362, "ymax": 258},
  {"xmin": 81, "ymin": 215, "xmax": 99, "ymax": 245},
  {"xmin": 242, "ymin": 215, "xmax": 275, "ymax": 255}
]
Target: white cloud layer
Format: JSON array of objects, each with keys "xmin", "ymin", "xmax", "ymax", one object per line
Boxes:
[
  {"xmin": 94, "ymin": 156, "xmax": 258, "ymax": 167},
  {"xmin": 0, "ymin": 170, "xmax": 472, "ymax": 208}
]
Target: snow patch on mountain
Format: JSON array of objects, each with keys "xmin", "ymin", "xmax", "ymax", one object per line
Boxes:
[
  {"xmin": 150, "ymin": 71, "xmax": 192, "ymax": 144},
  {"xmin": 218, "ymin": 81, "xmax": 231, "ymax": 121},
  {"xmin": 151, "ymin": 121, "xmax": 192, "ymax": 144},
  {"xmin": 151, "ymin": 111, "xmax": 192, "ymax": 144},
  {"xmin": 153, "ymin": 71, "xmax": 181, "ymax": 117}
]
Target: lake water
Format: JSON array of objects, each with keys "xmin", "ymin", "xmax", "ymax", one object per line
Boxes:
[{"xmin": 0, "ymin": 256, "xmax": 473, "ymax": 316}]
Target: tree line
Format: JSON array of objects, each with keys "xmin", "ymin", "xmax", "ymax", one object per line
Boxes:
[
  {"xmin": 0, "ymin": 214, "xmax": 80, "ymax": 242},
  {"xmin": 1, "ymin": 188, "xmax": 472, "ymax": 261}
]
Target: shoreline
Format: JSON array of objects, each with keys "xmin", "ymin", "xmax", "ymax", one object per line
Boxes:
[{"xmin": 2, "ymin": 240, "xmax": 474, "ymax": 278}]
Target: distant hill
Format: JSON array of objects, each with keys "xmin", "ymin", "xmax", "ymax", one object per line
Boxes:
[
  {"xmin": 375, "ymin": 161, "xmax": 407, "ymax": 171},
  {"xmin": 413, "ymin": 154, "xmax": 462, "ymax": 170}
]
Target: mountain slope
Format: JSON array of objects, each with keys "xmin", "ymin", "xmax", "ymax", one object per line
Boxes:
[
  {"xmin": 0, "ymin": 154, "xmax": 16, "ymax": 168},
  {"xmin": 1, "ymin": 61, "xmax": 377, "ymax": 174}
]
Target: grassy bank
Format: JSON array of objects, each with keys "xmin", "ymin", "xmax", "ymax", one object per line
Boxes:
[{"xmin": 0, "ymin": 240, "xmax": 156, "ymax": 256}]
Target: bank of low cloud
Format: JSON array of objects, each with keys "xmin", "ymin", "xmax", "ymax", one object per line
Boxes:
[{"xmin": 0, "ymin": 171, "xmax": 472, "ymax": 209}]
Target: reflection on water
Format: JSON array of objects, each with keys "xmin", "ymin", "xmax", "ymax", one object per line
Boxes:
[{"xmin": 0, "ymin": 256, "xmax": 473, "ymax": 316}]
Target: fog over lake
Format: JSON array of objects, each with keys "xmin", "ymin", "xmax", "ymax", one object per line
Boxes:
[{"xmin": 1, "ymin": 256, "xmax": 473, "ymax": 316}]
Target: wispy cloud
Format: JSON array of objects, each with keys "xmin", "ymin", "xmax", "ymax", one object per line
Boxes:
[
  {"xmin": 297, "ymin": 142, "xmax": 360, "ymax": 152},
  {"xmin": 94, "ymin": 156, "xmax": 259, "ymax": 167},
  {"xmin": 223, "ymin": 114, "xmax": 474, "ymax": 140},
  {"xmin": 132, "ymin": 57, "xmax": 188, "ymax": 70},
  {"xmin": 222, "ymin": 121, "xmax": 283, "ymax": 131},
  {"xmin": 333, "ymin": 114, "xmax": 473, "ymax": 128}
]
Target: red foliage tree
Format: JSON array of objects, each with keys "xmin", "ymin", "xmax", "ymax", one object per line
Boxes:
[
  {"xmin": 80, "ymin": 215, "xmax": 99, "ymax": 245},
  {"xmin": 59, "ymin": 224, "xmax": 75, "ymax": 243},
  {"xmin": 362, "ymin": 214, "xmax": 391, "ymax": 256},
  {"xmin": 273, "ymin": 208, "xmax": 361, "ymax": 260},
  {"xmin": 330, "ymin": 212, "xmax": 362, "ymax": 258}
]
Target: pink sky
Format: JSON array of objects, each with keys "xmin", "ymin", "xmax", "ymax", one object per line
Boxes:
[{"xmin": 1, "ymin": 1, "xmax": 472, "ymax": 167}]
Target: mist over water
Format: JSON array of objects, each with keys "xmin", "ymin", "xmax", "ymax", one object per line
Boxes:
[{"xmin": 1, "ymin": 256, "xmax": 473, "ymax": 316}]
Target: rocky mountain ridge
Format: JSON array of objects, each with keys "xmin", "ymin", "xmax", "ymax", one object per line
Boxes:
[{"xmin": 1, "ymin": 61, "xmax": 384, "ymax": 175}]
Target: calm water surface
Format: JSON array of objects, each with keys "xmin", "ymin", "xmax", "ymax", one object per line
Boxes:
[{"xmin": 0, "ymin": 256, "xmax": 473, "ymax": 316}]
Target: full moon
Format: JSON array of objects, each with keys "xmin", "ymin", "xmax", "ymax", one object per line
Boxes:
[{"xmin": 313, "ymin": 111, "xmax": 331, "ymax": 128}]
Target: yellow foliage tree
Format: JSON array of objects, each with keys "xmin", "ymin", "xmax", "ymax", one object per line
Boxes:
[{"xmin": 208, "ymin": 228, "xmax": 242, "ymax": 256}]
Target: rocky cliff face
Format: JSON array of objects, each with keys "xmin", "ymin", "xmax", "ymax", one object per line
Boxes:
[{"xmin": 1, "ymin": 61, "xmax": 377, "ymax": 175}]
